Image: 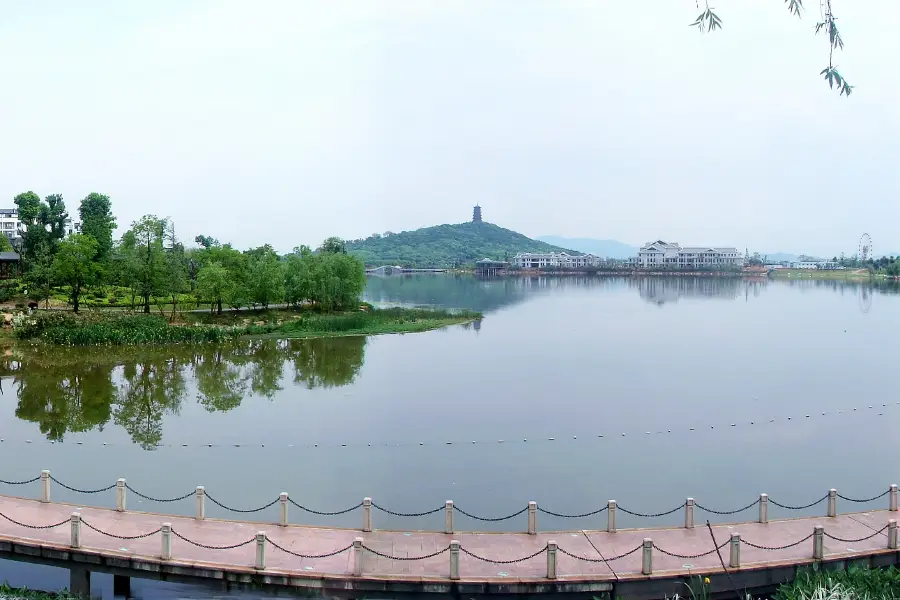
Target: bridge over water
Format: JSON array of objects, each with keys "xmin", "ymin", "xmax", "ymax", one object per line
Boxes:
[{"xmin": 1, "ymin": 471, "xmax": 899, "ymax": 598}]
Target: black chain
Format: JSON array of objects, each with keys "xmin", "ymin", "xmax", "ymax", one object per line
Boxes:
[
  {"xmin": 171, "ymin": 529, "xmax": 257, "ymax": 550},
  {"xmin": 742, "ymin": 533, "xmax": 814, "ymax": 551},
  {"xmin": 0, "ymin": 510, "xmax": 69, "ymax": 530},
  {"xmin": 49, "ymin": 476, "xmax": 116, "ymax": 494},
  {"xmin": 362, "ymin": 544, "xmax": 450, "ymax": 561},
  {"xmin": 0, "ymin": 475, "xmax": 41, "ymax": 486},
  {"xmin": 695, "ymin": 498, "xmax": 760, "ymax": 516},
  {"xmin": 617, "ymin": 502, "xmax": 687, "ymax": 518},
  {"xmin": 837, "ymin": 489, "xmax": 890, "ymax": 504},
  {"xmin": 537, "ymin": 505, "xmax": 608, "ymax": 519},
  {"xmin": 288, "ymin": 498, "xmax": 362, "ymax": 516},
  {"xmin": 125, "ymin": 484, "xmax": 194, "ymax": 503},
  {"xmin": 266, "ymin": 537, "xmax": 353, "ymax": 559},
  {"xmin": 455, "ymin": 506, "xmax": 528, "ymax": 522},
  {"xmin": 205, "ymin": 493, "xmax": 279, "ymax": 513},
  {"xmin": 769, "ymin": 495, "xmax": 828, "ymax": 510},
  {"xmin": 460, "ymin": 545, "xmax": 547, "ymax": 564},
  {"xmin": 557, "ymin": 543, "xmax": 643, "ymax": 562},
  {"xmin": 372, "ymin": 502, "xmax": 444, "ymax": 517},
  {"xmin": 81, "ymin": 519, "xmax": 161, "ymax": 540},
  {"xmin": 824, "ymin": 525, "xmax": 889, "ymax": 543},
  {"xmin": 653, "ymin": 540, "xmax": 728, "ymax": 560}
]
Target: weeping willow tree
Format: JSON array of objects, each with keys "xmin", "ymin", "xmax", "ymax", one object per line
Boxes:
[{"xmin": 691, "ymin": 0, "xmax": 852, "ymax": 96}]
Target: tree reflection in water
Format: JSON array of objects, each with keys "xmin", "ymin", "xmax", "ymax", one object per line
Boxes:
[{"xmin": 0, "ymin": 336, "xmax": 367, "ymax": 450}]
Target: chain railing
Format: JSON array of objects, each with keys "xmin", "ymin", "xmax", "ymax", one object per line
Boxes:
[
  {"xmin": 3, "ymin": 511, "xmax": 897, "ymax": 581},
  {"xmin": 1, "ymin": 470, "xmax": 898, "ymax": 536}
]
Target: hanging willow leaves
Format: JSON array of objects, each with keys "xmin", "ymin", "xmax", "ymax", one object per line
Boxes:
[{"xmin": 690, "ymin": 0, "xmax": 853, "ymax": 96}]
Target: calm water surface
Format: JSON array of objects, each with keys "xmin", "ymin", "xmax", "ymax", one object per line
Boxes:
[{"xmin": 1, "ymin": 275, "xmax": 898, "ymax": 598}]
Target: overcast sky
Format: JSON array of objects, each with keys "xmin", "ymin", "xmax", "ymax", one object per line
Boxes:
[{"xmin": 0, "ymin": 1, "xmax": 897, "ymax": 257}]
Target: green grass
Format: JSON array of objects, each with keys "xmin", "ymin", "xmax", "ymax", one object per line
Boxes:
[
  {"xmin": 774, "ymin": 566, "xmax": 900, "ymax": 600},
  {"xmin": 13, "ymin": 307, "xmax": 481, "ymax": 346},
  {"xmin": 0, "ymin": 583, "xmax": 78, "ymax": 600},
  {"xmin": 238, "ymin": 307, "xmax": 481, "ymax": 339},
  {"xmin": 14, "ymin": 313, "xmax": 227, "ymax": 346}
]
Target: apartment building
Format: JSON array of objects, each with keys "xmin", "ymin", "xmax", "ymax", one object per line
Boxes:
[
  {"xmin": 637, "ymin": 240, "xmax": 743, "ymax": 269},
  {"xmin": 0, "ymin": 207, "xmax": 80, "ymax": 244},
  {"xmin": 511, "ymin": 252, "xmax": 600, "ymax": 269}
]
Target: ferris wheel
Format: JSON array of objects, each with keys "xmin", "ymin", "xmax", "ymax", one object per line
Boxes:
[{"xmin": 859, "ymin": 233, "xmax": 873, "ymax": 262}]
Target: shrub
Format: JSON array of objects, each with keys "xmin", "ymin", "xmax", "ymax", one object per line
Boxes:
[{"xmin": 14, "ymin": 312, "xmax": 229, "ymax": 346}]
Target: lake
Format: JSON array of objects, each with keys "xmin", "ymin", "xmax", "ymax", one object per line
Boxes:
[{"xmin": 1, "ymin": 274, "xmax": 898, "ymax": 598}]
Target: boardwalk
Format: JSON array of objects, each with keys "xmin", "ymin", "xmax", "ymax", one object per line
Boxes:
[{"xmin": 1, "ymin": 491, "xmax": 899, "ymax": 598}]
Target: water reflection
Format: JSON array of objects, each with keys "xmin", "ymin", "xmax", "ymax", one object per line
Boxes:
[
  {"xmin": 630, "ymin": 276, "xmax": 758, "ymax": 305},
  {"xmin": 0, "ymin": 337, "xmax": 367, "ymax": 450}
]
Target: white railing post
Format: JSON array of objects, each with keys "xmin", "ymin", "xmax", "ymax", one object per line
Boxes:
[
  {"xmin": 161, "ymin": 523, "xmax": 172, "ymax": 560},
  {"xmin": 729, "ymin": 533, "xmax": 741, "ymax": 568},
  {"xmin": 353, "ymin": 537, "xmax": 364, "ymax": 576},
  {"xmin": 41, "ymin": 470, "xmax": 51, "ymax": 503},
  {"xmin": 685, "ymin": 498, "xmax": 694, "ymax": 529},
  {"xmin": 828, "ymin": 489, "xmax": 837, "ymax": 517},
  {"xmin": 363, "ymin": 498, "xmax": 372, "ymax": 532},
  {"xmin": 888, "ymin": 520, "xmax": 898, "ymax": 550},
  {"xmin": 449, "ymin": 540, "xmax": 460, "ymax": 580},
  {"xmin": 608, "ymin": 500, "xmax": 617, "ymax": 533},
  {"xmin": 279, "ymin": 492, "xmax": 289, "ymax": 527},
  {"xmin": 195, "ymin": 486, "xmax": 205, "ymax": 520},
  {"xmin": 116, "ymin": 478, "xmax": 126, "ymax": 512},
  {"xmin": 445, "ymin": 501, "xmax": 454, "ymax": 534},
  {"xmin": 642, "ymin": 538, "xmax": 653, "ymax": 575},
  {"xmin": 890, "ymin": 484, "xmax": 898, "ymax": 512},
  {"xmin": 813, "ymin": 526, "xmax": 824, "ymax": 560},
  {"xmin": 70, "ymin": 512, "xmax": 81, "ymax": 548},
  {"xmin": 528, "ymin": 501, "xmax": 537, "ymax": 535},
  {"xmin": 759, "ymin": 493, "xmax": 768, "ymax": 524},
  {"xmin": 255, "ymin": 532, "xmax": 266, "ymax": 570},
  {"xmin": 547, "ymin": 540, "xmax": 558, "ymax": 579}
]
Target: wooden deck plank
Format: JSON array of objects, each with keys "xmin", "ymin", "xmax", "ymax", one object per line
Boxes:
[{"xmin": 0, "ymin": 494, "xmax": 897, "ymax": 583}]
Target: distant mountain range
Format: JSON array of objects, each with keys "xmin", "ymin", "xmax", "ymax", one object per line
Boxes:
[
  {"xmin": 346, "ymin": 222, "xmax": 576, "ymax": 268},
  {"xmin": 536, "ymin": 236, "xmax": 638, "ymax": 259}
]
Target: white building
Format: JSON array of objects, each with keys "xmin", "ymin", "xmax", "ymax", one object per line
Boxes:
[
  {"xmin": 0, "ymin": 207, "xmax": 80, "ymax": 244},
  {"xmin": 512, "ymin": 252, "xmax": 600, "ymax": 269},
  {"xmin": 0, "ymin": 208, "xmax": 18, "ymax": 242},
  {"xmin": 637, "ymin": 240, "xmax": 743, "ymax": 269}
]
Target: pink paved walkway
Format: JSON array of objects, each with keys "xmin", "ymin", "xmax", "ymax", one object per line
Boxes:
[{"xmin": 0, "ymin": 493, "xmax": 896, "ymax": 583}]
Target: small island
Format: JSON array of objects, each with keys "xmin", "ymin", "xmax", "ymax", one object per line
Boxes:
[{"xmin": 0, "ymin": 194, "xmax": 479, "ymax": 346}]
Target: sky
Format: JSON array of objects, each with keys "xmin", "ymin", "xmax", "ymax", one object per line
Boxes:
[{"xmin": 0, "ymin": 1, "xmax": 897, "ymax": 257}]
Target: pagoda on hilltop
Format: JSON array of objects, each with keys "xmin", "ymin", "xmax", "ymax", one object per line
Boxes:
[{"xmin": 472, "ymin": 204, "xmax": 482, "ymax": 223}]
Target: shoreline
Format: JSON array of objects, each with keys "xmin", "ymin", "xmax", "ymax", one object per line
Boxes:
[{"xmin": 11, "ymin": 307, "xmax": 482, "ymax": 347}]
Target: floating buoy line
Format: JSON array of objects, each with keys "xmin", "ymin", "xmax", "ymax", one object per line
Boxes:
[{"xmin": 0, "ymin": 402, "xmax": 897, "ymax": 449}]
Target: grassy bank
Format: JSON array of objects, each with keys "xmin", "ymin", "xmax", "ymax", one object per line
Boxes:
[
  {"xmin": 0, "ymin": 584, "xmax": 77, "ymax": 600},
  {"xmin": 235, "ymin": 307, "xmax": 480, "ymax": 339},
  {"xmin": 12, "ymin": 307, "xmax": 481, "ymax": 346},
  {"xmin": 774, "ymin": 566, "xmax": 900, "ymax": 600}
]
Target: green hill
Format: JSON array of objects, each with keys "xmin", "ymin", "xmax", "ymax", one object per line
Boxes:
[{"xmin": 345, "ymin": 222, "xmax": 576, "ymax": 268}]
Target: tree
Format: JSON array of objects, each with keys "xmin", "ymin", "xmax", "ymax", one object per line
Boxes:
[
  {"xmin": 126, "ymin": 215, "xmax": 170, "ymax": 313},
  {"xmin": 691, "ymin": 0, "xmax": 852, "ymax": 95},
  {"xmin": 79, "ymin": 193, "xmax": 117, "ymax": 261},
  {"xmin": 196, "ymin": 261, "xmax": 231, "ymax": 314},
  {"xmin": 194, "ymin": 234, "xmax": 219, "ymax": 249},
  {"xmin": 0, "ymin": 235, "xmax": 12, "ymax": 252},
  {"xmin": 318, "ymin": 236, "xmax": 346, "ymax": 254},
  {"xmin": 284, "ymin": 246, "xmax": 315, "ymax": 308},
  {"xmin": 13, "ymin": 191, "xmax": 41, "ymax": 225},
  {"xmin": 25, "ymin": 240, "xmax": 55, "ymax": 308},
  {"xmin": 245, "ymin": 246, "xmax": 284, "ymax": 309},
  {"xmin": 53, "ymin": 235, "xmax": 102, "ymax": 312},
  {"xmin": 14, "ymin": 192, "xmax": 68, "ymax": 269}
]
